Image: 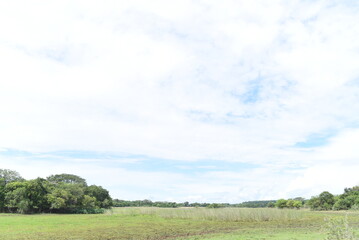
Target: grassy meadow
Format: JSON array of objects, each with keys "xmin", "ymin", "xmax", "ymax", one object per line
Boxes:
[{"xmin": 0, "ymin": 207, "xmax": 359, "ymax": 240}]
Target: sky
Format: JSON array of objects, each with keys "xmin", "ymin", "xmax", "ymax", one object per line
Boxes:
[{"xmin": 0, "ymin": 0, "xmax": 359, "ymax": 203}]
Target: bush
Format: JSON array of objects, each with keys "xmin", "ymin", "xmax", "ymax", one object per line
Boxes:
[
  {"xmin": 324, "ymin": 215, "xmax": 357, "ymax": 240},
  {"xmin": 275, "ymin": 199, "xmax": 288, "ymax": 209},
  {"xmin": 207, "ymin": 203, "xmax": 222, "ymax": 208},
  {"xmin": 73, "ymin": 208, "xmax": 105, "ymax": 214},
  {"xmin": 308, "ymin": 191, "xmax": 335, "ymax": 210}
]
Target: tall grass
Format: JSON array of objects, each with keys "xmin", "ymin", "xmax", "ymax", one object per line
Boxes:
[{"xmin": 109, "ymin": 207, "xmax": 304, "ymax": 222}]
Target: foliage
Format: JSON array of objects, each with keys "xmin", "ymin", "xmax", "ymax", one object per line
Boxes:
[
  {"xmin": 207, "ymin": 203, "xmax": 222, "ymax": 208},
  {"xmin": 286, "ymin": 199, "xmax": 302, "ymax": 209},
  {"xmin": 0, "ymin": 207, "xmax": 355, "ymax": 240},
  {"xmin": 237, "ymin": 200, "xmax": 276, "ymax": 208},
  {"xmin": 47, "ymin": 174, "xmax": 87, "ymax": 186},
  {"xmin": 275, "ymin": 199, "xmax": 288, "ymax": 209},
  {"xmin": 333, "ymin": 187, "xmax": 359, "ymax": 210},
  {"xmin": 324, "ymin": 215, "xmax": 358, "ymax": 240},
  {"xmin": 308, "ymin": 191, "xmax": 335, "ymax": 210},
  {"xmin": 273, "ymin": 198, "xmax": 304, "ymax": 209},
  {"xmin": 307, "ymin": 187, "xmax": 359, "ymax": 211},
  {"xmin": 0, "ymin": 169, "xmax": 112, "ymax": 214},
  {"xmin": 116, "ymin": 207, "xmax": 304, "ymax": 222},
  {"xmin": 0, "ymin": 169, "xmax": 24, "ymax": 184},
  {"xmin": 112, "ymin": 199, "xmax": 277, "ymax": 209}
]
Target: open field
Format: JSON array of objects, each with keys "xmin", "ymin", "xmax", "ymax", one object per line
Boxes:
[{"xmin": 0, "ymin": 208, "xmax": 359, "ymax": 240}]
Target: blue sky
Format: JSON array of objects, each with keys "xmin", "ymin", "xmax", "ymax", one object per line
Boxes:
[{"xmin": 0, "ymin": 0, "xmax": 359, "ymax": 203}]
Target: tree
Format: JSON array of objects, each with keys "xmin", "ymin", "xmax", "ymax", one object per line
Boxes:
[
  {"xmin": 0, "ymin": 169, "xmax": 24, "ymax": 184},
  {"xmin": 4, "ymin": 181, "xmax": 29, "ymax": 213},
  {"xmin": 0, "ymin": 179, "xmax": 6, "ymax": 211},
  {"xmin": 4, "ymin": 178, "xmax": 50, "ymax": 213},
  {"xmin": 308, "ymin": 191, "xmax": 335, "ymax": 210},
  {"xmin": 82, "ymin": 195, "xmax": 97, "ymax": 208},
  {"xmin": 333, "ymin": 187, "xmax": 359, "ymax": 210},
  {"xmin": 47, "ymin": 188, "xmax": 68, "ymax": 210},
  {"xmin": 1, "ymin": 171, "xmax": 112, "ymax": 214},
  {"xmin": 47, "ymin": 174, "xmax": 87, "ymax": 186},
  {"xmin": 293, "ymin": 200, "xmax": 302, "ymax": 209},
  {"xmin": 275, "ymin": 199, "xmax": 288, "ymax": 209},
  {"xmin": 85, "ymin": 185, "xmax": 112, "ymax": 208}
]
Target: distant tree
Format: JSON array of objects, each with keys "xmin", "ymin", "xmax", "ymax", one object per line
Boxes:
[
  {"xmin": 0, "ymin": 169, "xmax": 24, "ymax": 184},
  {"xmin": 292, "ymin": 200, "xmax": 302, "ymax": 209},
  {"xmin": 238, "ymin": 200, "xmax": 276, "ymax": 208},
  {"xmin": 308, "ymin": 191, "xmax": 335, "ymax": 210},
  {"xmin": 286, "ymin": 200, "xmax": 295, "ymax": 209},
  {"xmin": 4, "ymin": 181, "xmax": 29, "ymax": 213},
  {"xmin": 47, "ymin": 188, "xmax": 69, "ymax": 210},
  {"xmin": 82, "ymin": 195, "xmax": 97, "ymax": 209},
  {"xmin": 0, "ymin": 179, "xmax": 5, "ymax": 211},
  {"xmin": 275, "ymin": 199, "xmax": 288, "ymax": 209},
  {"xmin": 85, "ymin": 185, "xmax": 112, "ymax": 208},
  {"xmin": 47, "ymin": 174, "xmax": 87, "ymax": 186},
  {"xmin": 333, "ymin": 187, "xmax": 359, "ymax": 210},
  {"xmin": 4, "ymin": 178, "xmax": 50, "ymax": 213},
  {"xmin": 286, "ymin": 200, "xmax": 302, "ymax": 209},
  {"xmin": 267, "ymin": 202, "xmax": 275, "ymax": 208},
  {"xmin": 207, "ymin": 203, "xmax": 221, "ymax": 208},
  {"xmin": 292, "ymin": 197, "xmax": 306, "ymax": 205}
]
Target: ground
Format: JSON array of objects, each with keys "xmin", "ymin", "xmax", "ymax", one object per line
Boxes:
[{"xmin": 0, "ymin": 208, "xmax": 358, "ymax": 240}]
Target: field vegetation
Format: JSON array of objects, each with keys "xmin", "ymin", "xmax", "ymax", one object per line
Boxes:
[
  {"xmin": 2, "ymin": 168, "xmax": 359, "ymax": 239},
  {"xmin": 0, "ymin": 207, "xmax": 359, "ymax": 239}
]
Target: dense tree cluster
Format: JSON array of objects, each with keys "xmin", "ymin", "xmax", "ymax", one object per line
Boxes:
[
  {"xmin": 0, "ymin": 169, "xmax": 112, "ymax": 214},
  {"xmin": 237, "ymin": 200, "xmax": 276, "ymax": 208},
  {"xmin": 113, "ymin": 199, "xmax": 199, "ymax": 208},
  {"xmin": 274, "ymin": 198, "xmax": 304, "ymax": 209},
  {"xmin": 308, "ymin": 187, "xmax": 359, "ymax": 211},
  {"xmin": 112, "ymin": 199, "xmax": 277, "ymax": 208}
]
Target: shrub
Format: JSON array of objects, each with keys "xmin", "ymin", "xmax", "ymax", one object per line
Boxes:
[
  {"xmin": 324, "ymin": 215, "xmax": 357, "ymax": 240},
  {"xmin": 275, "ymin": 199, "xmax": 288, "ymax": 209},
  {"xmin": 207, "ymin": 203, "xmax": 222, "ymax": 208}
]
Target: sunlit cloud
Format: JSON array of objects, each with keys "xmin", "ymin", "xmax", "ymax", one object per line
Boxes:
[{"xmin": 0, "ymin": 0, "xmax": 358, "ymax": 202}]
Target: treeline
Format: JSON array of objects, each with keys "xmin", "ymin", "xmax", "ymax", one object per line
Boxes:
[
  {"xmin": 0, "ymin": 169, "xmax": 112, "ymax": 214},
  {"xmin": 113, "ymin": 199, "xmax": 214, "ymax": 208},
  {"xmin": 307, "ymin": 186, "xmax": 359, "ymax": 211},
  {"xmin": 112, "ymin": 199, "xmax": 276, "ymax": 208},
  {"xmin": 271, "ymin": 186, "xmax": 359, "ymax": 211},
  {"xmin": 271, "ymin": 197, "xmax": 305, "ymax": 209},
  {"xmin": 237, "ymin": 200, "xmax": 276, "ymax": 208}
]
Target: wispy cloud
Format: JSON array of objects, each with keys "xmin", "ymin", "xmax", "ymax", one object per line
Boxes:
[{"xmin": 0, "ymin": 0, "xmax": 359, "ymax": 202}]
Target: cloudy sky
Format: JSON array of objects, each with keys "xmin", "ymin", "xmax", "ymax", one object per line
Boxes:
[{"xmin": 1, "ymin": 0, "xmax": 359, "ymax": 203}]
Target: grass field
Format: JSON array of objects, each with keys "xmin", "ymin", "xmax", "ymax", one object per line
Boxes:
[{"xmin": 0, "ymin": 207, "xmax": 359, "ymax": 240}]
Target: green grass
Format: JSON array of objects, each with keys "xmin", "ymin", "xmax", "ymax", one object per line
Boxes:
[{"xmin": 0, "ymin": 208, "xmax": 359, "ymax": 239}]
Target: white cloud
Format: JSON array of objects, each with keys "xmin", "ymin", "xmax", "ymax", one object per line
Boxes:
[{"xmin": 0, "ymin": 0, "xmax": 359, "ymax": 201}]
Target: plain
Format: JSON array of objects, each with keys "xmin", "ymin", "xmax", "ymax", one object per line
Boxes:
[{"xmin": 1, "ymin": 207, "xmax": 359, "ymax": 240}]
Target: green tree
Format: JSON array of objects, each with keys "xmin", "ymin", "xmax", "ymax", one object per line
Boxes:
[
  {"xmin": 4, "ymin": 181, "xmax": 29, "ymax": 213},
  {"xmin": 275, "ymin": 199, "xmax": 288, "ymax": 209},
  {"xmin": 0, "ymin": 179, "xmax": 5, "ymax": 211},
  {"xmin": 47, "ymin": 174, "xmax": 87, "ymax": 186},
  {"xmin": 85, "ymin": 185, "xmax": 112, "ymax": 208},
  {"xmin": 82, "ymin": 195, "xmax": 97, "ymax": 208},
  {"xmin": 308, "ymin": 191, "xmax": 335, "ymax": 210},
  {"xmin": 47, "ymin": 188, "xmax": 68, "ymax": 210},
  {"xmin": 4, "ymin": 178, "xmax": 50, "ymax": 213},
  {"xmin": 0, "ymin": 169, "xmax": 24, "ymax": 184},
  {"xmin": 293, "ymin": 200, "xmax": 302, "ymax": 209}
]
